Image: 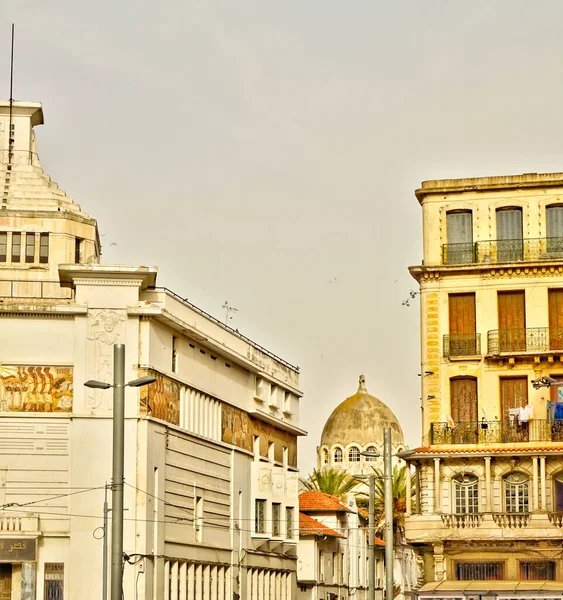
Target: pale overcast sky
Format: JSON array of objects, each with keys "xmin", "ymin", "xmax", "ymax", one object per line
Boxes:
[{"xmin": 4, "ymin": 1, "xmax": 563, "ymax": 473}]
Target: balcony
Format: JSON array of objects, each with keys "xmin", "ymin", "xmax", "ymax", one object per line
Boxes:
[
  {"xmin": 443, "ymin": 333, "xmax": 481, "ymax": 357},
  {"xmin": 440, "ymin": 513, "xmax": 484, "ymax": 528},
  {"xmin": 491, "ymin": 512, "xmax": 530, "ymax": 528},
  {"xmin": 430, "ymin": 419, "xmax": 563, "ymax": 445},
  {"xmin": 442, "ymin": 236, "xmax": 563, "ymax": 266},
  {"xmin": 487, "ymin": 327, "xmax": 563, "ymax": 356}
]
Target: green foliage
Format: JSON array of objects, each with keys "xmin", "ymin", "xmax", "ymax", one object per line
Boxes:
[
  {"xmin": 301, "ymin": 468, "xmax": 360, "ymax": 499},
  {"xmin": 357, "ymin": 465, "xmax": 415, "ymax": 533}
]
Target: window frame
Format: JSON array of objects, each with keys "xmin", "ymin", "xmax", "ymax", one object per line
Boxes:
[
  {"xmin": 10, "ymin": 232, "xmax": 20, "ymax": 263},
  {"xmin": 44, "ymin": 562, "xmax": 64, "ymax": 600},
  {"xmin": 286, "ymin": 506, "xmax": 294, "ymax": 539},
  {"xmin": 504, "ymin": 472, "xmax": 529, "ymax": 513},
  {"xmin": 255, "ymin": 499, "xmax": 266, "ymax": 535},
  {"xmin": 0, "ymin": 232, "xmax": 6, "ymax": 263},
  {"xmin": 333, "ymin": 447, "xmax": 343, "ymax": 463},
  {"xmin": 364, "ymin": 446, "xmax": 377, "ymax": 461},
  {"xmin": 25, "ymin": 232, "xmax": 35, "ymax": 264},
  {"xmin": 453, "ymin": 474, "xmax": 479, "ymax": 514},
  {"xmin": 348, "ymin": 447, "xmax": 360, "ymax": 462},
  {"xmin": 39, "ymin": 233, "xmax": 49, "ymax": 264},
  {"xmin": 272, "ymin": 502, "xmax": 281, "ymax": 537},
  {"xmin": 519, "ymin": 560, "xmax": 556, "ymax": 581}
]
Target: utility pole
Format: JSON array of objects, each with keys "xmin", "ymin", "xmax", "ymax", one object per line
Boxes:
[
  {"xmin": 84, "ymin": 345, "xmax": 155, "ymax": 600},
  {"xmin": 103, "ymin": 484, "xmax": 109, "ymax": 600},
  {"xmin": 384, "ymin": 428, "xmax": 394, "ymax": 600},
  {"xmin": 368, "ymin": 473, "xmax": 376, "ymax": 600}
]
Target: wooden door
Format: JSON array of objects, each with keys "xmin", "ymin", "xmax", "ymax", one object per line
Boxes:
[
  {"xmin": 500, "ymin": 377, "xmax": 528, "ymax": 418},
  {"xmin": 0, "ymin": 564, "xmax": 11, "ymax": 600},
  {"xmin": 498, "ymin": 291, "xmax": 526, "ymax": 351},
  {"xmin": 450, "ymin": 378, "xmax": 478, "ymax": 423},
  {"xmin": 549, "ymin": 289, "xmax": 563, "ymax": 350},
  {"xmin": 449, "ymin": 294, "xmax": 476, "ymax": 354}
]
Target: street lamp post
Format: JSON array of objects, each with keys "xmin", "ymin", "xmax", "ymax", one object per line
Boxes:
[
  {"xmin": 383, "ymin": 428, "xmax": 394, "ymax": 600},
  {"xmin": 85, "ymin": 344, "xmax": 156, "ymax": 600}
]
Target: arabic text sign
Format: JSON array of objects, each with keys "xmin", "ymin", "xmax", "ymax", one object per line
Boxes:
[{"xmin": 0, "ymin": 538, "xmax": 36, "ymax": 562}]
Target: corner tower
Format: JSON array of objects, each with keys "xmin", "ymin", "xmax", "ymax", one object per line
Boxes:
[{"xmin": 0, "ymin": 101, "xmax": 99, "ymax": 298}]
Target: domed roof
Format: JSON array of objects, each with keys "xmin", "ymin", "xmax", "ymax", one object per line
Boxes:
[{"xmin": 320, "ymin": 375, "xmax": 404, "ymax": 447}]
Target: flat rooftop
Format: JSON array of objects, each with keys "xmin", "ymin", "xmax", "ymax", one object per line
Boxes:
[{"xmin": 415, "ymin": 171, "xmax": 563, "ymax": 202}]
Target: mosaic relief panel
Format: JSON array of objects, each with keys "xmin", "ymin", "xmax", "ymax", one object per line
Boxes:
[
  {"xmin": 221, "ymin": 404, "xmax": 297, "ymax": 467},
  {"xmin": 0, "ymin": 366, "xmax": 73, "ymax": 412},
  {"xmin": 139, "ymin": 370, "xmax": 180, "ymax": 426},
  {"xmin": 221, "ymin": 404, "xmax": 253, "ymax": 452}
]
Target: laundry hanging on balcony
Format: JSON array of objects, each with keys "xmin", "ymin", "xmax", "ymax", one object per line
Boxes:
[{"xmin": 546, "ymin": 401, "xmax": 563, "ymax": 420}]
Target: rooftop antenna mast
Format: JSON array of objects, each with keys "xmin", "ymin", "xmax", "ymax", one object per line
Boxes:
[{"xmin": 8, "ymin": 23, "xmax": 15, "ymax": 165}]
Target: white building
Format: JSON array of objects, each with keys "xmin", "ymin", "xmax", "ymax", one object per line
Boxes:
[
  {"xmin": 0, "ymin": 100, "xmax": 305, "ymax": 599},
  {"xmin": 296, "ymin": 490, "xmax": 384, "ymax": 600}
]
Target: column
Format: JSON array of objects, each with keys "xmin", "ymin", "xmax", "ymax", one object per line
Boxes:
[
  {"xmin": 179, "ymin": 562, "xmax": 187, "ymax": 600},
  {"xmin": 203, "ymin": 565, "xmax": 210, "ymax": 599},
  {"xmin": 187, "ymin": 563, "xmax": 195, "ymax": 600},
  {"xmin": 217, "ymin": 567, "xmax": 225, "ymax": 600},
  {"xmin": 484, "ymin": 456, "xmax": 492, "ymax": 512},
  {"xmin": 540, "ymin": 456, "xmax": 547, "ymax": 511},
  {"xmin": 433, "ymin": 457, "xmax": 441, "ymax": 513},
  {"xmin": 415, "ymin": 463, "xmax": 421, "ymax": 513},
  {"xmin": 195, "ymin": 564, "xmax": 203, "ymax": 600},
  {"xmin": 21, "ymin": 562, "xmax": 36, "ymax": 600},
  {"xmin": 210, "ymin": 566, "xmax": 218, "ymax": 600},
  {"xmin": 164, "ymin": 561, "xmax": 170, "ymax": 600},
  {"xmin": 171, "ymin": 562, "xmax": 179, "ymax": 600},
  {"xmin": 406, "ymin": 462, "xmax": 412, "ymax": 515},
  {"xmin": 532, "ymin": 456, "xmax": 539, "ymax": 512}
]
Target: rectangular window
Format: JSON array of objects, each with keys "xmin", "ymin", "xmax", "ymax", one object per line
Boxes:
[
  {"xmin": 255, "ymin": 499, "xmax": 266, "ymax": 534},
  {"xmin": 286, "ymin": 507, "xmax": 294, "ymax": 539},
  {"xmin": 172, "ymin": 336, "xmax": 178, "ymax": 373},
  {"xmin": 74, "ymin": 238, "xmax": 82, "ymax": 263},
  {"xmin": 546, "ymin": 206, "xmax": 563, "ymax": 255},
  {"xmin": 272, "ymin": 503, "xmax": 281, "ymax": 537},
  {"xmin": 269, "ymin": 384, "xmax": 278, "ymax": 407},
  {"xmin": 332, "ymin": 552, "xmax": 338, "ymax": 584},
  {"xmin": 456, "ymin": 561, "xmax": 504, "ymax": 580},
  {"xmin": 447, "ymin": 293, "xmax": 478, "ymax": 356},
  {"xmin": 549, "ymin": 289, "xmax": 563, "ymax": 351},
  {"xmin": 25, "ymin": 233, "xmax": 35, "ymax": 263},
  {"xmin": 0, "ymin": 233, "xmax": 6, "ymax": 262},
  {"xmin": 445, "ymin": 211, "xmax": 474, "ymax": 264},
  {"xmin": 497, "ymin": 290, "xmax": 526, "ymax": 352},
  {"xmin": 39, "ymin": 233, "xmax": 49, "ymax": 264},
  {"xmin": 44, "ymin": 563, "xmax": 64, "ymax": 600},
  {"xmin": 195, "ymin": 496, "xmax": 203, "ymax": 542},
  {"xmin": 11, "ymin": 232, "xmax": 20, "ymax": 263},
  {"xmin": 496, "ymin": 208, "xmax": 523, "ymax": 261},
  {"xmin": 450, "ymin": 378, "xmax": 478, "ymax": 426},
  {"xmin": 520, "ymin": 560, "xmax": 555, "ymax": 580}
]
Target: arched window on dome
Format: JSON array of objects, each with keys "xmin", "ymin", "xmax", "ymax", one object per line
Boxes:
[
  {"xmin": 349, "ymin": 447, "xmax": 360, "ymax": 462},
  {"xmin": 322, "ymin": 448, "xmax": 329, "ymax": 465},
  {"xmin": 334, "ymin": 448, "xmax": 343, "ymax": 463},
  {"xmin": 364, "ymin": 446, "xmax": 377, "ymax": 461}
]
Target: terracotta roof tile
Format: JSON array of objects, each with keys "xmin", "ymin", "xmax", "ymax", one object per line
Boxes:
[
  {"xmin": 299, "ymin": 512, "xmax": 344, "ymax": 538},
  {"xmin": 299, "ymin": 491, "xmax": 352, "ymax": 513},
  {"xmin": 411, "ymin": 443, "xmax": 563, "ymax": 456}
]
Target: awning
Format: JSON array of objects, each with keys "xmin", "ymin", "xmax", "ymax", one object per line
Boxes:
[{"xmin": 413, "ymin": 580, "xmax": 563, "ymax": 596}]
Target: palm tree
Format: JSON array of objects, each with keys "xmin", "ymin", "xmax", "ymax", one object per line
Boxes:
[
  {"xmin": 301, "ymin": 468, "xmax": 360, "ymax": 499},
  {"xmin": 356, "ymin": 465, "xmax": 414, "ymax": 534}
]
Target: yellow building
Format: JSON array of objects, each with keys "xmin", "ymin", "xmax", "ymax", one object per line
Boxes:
[{"xmin": 402, "ymin": 173, "xmax": 563, "ymax": 600}]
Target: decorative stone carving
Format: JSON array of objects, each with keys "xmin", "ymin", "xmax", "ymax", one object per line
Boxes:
[{"xmin": 86, "ymin": 309, "xmax": 125, "ymax": 409}]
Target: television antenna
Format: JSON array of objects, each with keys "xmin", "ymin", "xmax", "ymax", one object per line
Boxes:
[{"xmin": 222, "ymin": 301, "xmax": 238, "ymax": 324}]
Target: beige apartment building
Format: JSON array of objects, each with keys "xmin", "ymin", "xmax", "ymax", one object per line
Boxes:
[
  {"xmin": 0, "ymin": 100, "xmax": 305, "ymax": 599},
  {"xmin": 402, "ymin": 173, "xmax": 563, "ymax": 600}
]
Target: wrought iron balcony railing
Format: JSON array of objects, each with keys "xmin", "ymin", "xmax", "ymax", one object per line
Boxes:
[
  {"xmin": 487, "ymin": 327, "xmax": 563, "ymax": 355},
  {"xmin": 443, "ymin": 333, "xmax": 481, "ymax": 357},
  {"xmin": 430, "ymin": 419, "xmax": 563, "ymax": 445},
  {"xmin": 442, "ymin": 236, "xmax": 563, "ymax": 266}
]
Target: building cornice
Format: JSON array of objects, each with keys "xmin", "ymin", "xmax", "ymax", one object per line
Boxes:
[{"xmin": 410, "ymin": 262, "xmax": 563, "ymax": 282}]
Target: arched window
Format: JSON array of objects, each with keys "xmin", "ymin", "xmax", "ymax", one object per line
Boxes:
[
  {"xmin": 496, "ymin": 207, "xmax": 523, "ymax": 261},
  {"xmin": 445, "ymin": 210, "xmax": 473, "ymax": 264},
  {"xmin": 505, "ymin": 472, "xmax": 529, "ymax": 513},
  {"xmin": 365, "ymin": 446, "xmax": 378, "ymax": 461},
  {"xmin": 349, "ymin": 447, "xmax": 360, "ymax": 462},
  {"xmin": 453, "ymin": 474, "xmax": 478, "ymax": 514},
  {"xmin": 322, "ymin": 449, "xmax": 329, "ymax": 465},
  {"xmin": 334, "ymin": 448, "xmax": 343, "ymax": 463}
]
